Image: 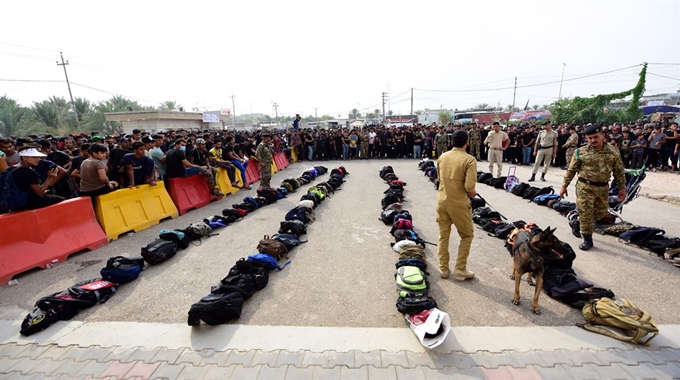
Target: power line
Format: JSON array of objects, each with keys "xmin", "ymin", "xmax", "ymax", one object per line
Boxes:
[
  {"xmin": 648, "ymin": 72, "xmax": 680, "ymax": 81},
  {"xmin": 70, "ymin": 82, "xmax": 160, "ymax": 104},
  {"xmin": 0, "ymin": 78, "xmax": 64, "ymax": 83}
]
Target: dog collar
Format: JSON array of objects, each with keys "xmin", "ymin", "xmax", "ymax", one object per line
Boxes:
[{"xmin": 526, "ymin": 242, "xmax": 543, "ymax": 263}]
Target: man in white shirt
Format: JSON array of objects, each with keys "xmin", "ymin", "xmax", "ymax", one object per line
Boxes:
[
  {"xmin": 483, "ymin": 122, "xmax": 509, "ymax": 178},
  {"xmin": 529, "ymin": 121, "xmax": 558, "ymax": 182}
]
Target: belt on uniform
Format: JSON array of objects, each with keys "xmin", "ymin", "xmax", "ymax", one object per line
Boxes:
[
  {"xmin": 578, "ymin": 177, "xmax": 608, "ymax": 187},
  {"xmin": 490, "ymin": 147, "xmax": 502, "ymax": 150},
  {"xmin": 538, "ymin": 146, "xmax": 554, "ymax": 150}
]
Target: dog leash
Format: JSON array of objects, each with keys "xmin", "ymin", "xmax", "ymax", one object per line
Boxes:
[{"xmin": 475, "ymin": 193, "xmax": 509, "ymax": 221}]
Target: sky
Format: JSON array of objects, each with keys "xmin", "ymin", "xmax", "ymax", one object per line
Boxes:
[{"xmin": 1, "ymin": 0, "xmax": 679, "ymax": 119}]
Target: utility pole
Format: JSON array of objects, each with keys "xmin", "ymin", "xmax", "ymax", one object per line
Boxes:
[
  {"xmin": 56, "ymin": 52, "xmax": 80, "ymax": 132},
  {"xmin": 272, "ymin": 102, "xmax": 279, "ymax": 120},
  {"xmin": 512, "ymin": 77, "xmax": 517, "ymax": 111},
  {"xmin": 230, "ymin": 93, "xmax": 236, "ymax": 126},
  {"xmin": 313, "ymin": 107, "xmax": 318, "ymax": 119},
  {"xmin": 381, "ymin": 92, "xmax": 387, "ymax": 122},
  {"xmin": 410, "ymin": 87, "xmax": 413, "ymax": 116},
  {"xmin": 558, "ymin": 63, "xmax": 567, "ymax": 100},
  {"xmin": 387, "ymin": 84, "xmax": 391, "ymax": 115}
]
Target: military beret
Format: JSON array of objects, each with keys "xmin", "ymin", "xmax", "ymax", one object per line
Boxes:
[
  {"xmin": 261, "ymin": 133, "xmax": 271, "ymax": 137},
  {"xmin": 584, "ymin": 124, "xmax": 602, "ymax": 135}
]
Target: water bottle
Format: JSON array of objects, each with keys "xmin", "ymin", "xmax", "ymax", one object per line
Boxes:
[
  {"xmin": 7, "ymin": 279, "xmax": 18, "ymax": 286},
  {"xmin": 45, "ymin": 259, "xmax": 59, "ymax": 269}
]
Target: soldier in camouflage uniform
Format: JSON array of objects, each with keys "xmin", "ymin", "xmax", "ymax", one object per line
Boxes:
[
  {"xmin": 562, "ymin": 126, "xmax": 579, "ymax": 169},
  {"xmin": 468, "ymin": 123, "xmax": 481, "ymax": 160},
  {"xmin": 359, "ymin": 129, "xmax": 370, "ymax": 159},
  {"xmin": 256, "ymin": 133, "xmax": 274, "ymax": 188},
  {"xmin": 435, "ymin": 127, "xmax": 449, "ymax": 158},
  {"xmin": 561, "ymin": 125, "xmax": 626, "ymax": 250}
]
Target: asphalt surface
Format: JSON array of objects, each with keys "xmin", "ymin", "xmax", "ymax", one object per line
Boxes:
[{"xmin": 1, "ymin": 159, "xmax": 678, "ymax": 329}]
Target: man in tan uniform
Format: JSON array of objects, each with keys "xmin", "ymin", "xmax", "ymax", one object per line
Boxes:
[
  {"xmin": 483, "ymin": 122, "xmax": 509, "ymax": 178},
  {"xmin": 436, "ymin": 130, "xmax": 477, "ymax": 280},
  {"xmin": 529, "ymin": 121, "xmax": 558, "ymax": 182}
]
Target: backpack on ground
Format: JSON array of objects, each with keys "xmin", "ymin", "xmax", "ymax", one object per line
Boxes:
[
  {"xmin": 481, "ymin": 219, "xmax": 504, "ymax": 234},
  {"xmin": 580, "ymin": 297, "xmax": 658, "ymax": 346},
  {"xmin": 232, "ymin": 202, "xmax": 257, "ymax": 213},
  {"xmin": 396, "ymin": 296, "xmax": 437, "ymax": 315},
  {"xmin": 100, "ymin": 256, "xmax": 145, "ymax": 284},
  {"xmin": 529, "ymin": 186, "xmax": 554, "ymax": 201},
  {"xmin": 185, "ymin": 221, "xmax": 215, "ymax": 239},
  {"xmin": 272, "ymin": 233, "xmax": 307, "ymax": 251},
  {"xmin": 512, "ymin": 183, "xmax": 530, "ymax": 197},
  {"xmin": 395, "ymin": 266, "xmax": 429, "ymax": 295},
  {"xmin": 394, "ymin": 230, "xmax": 427, "ymax": 248},
  {"xmin": 281, "ymin": 182, "xmax": 294, "ymax": 194},
  {"xmin": 390, "ymin": 218, "xmax": 413, "ymax": 234},
  {"xmin": 187, "ymin": 290, "xmax": 244, "ymax": 326},
  {"xmin": 395, "ymin": 258, "xmax": 427, "ymax": 272},
  {"xmin": 222, "ymin": 208, "xmax": 244, "ymax": 223},
  {"xmin": 470, "ymin": 197, "xmax": 486, "ymax": 210},
  {"xmin": 472, "ymin": 207, "xmax": 501, "ymax": 225},
  {"xmin": 492, "ymin": 176, "xmax": 507, "ymax": 189},
  {"xmin": 522, "ymin": 186, "xmax": 542, "ymax": 200},
  {"xmin": 552, "ymin": 201, "xmax": 576, "ymax": 214},
  {"xmin": 243, "ymin": 196, "xmax": 260, "ymax": 209},
  {"xmin": 279, "ymin": 220, "xmax": 307, "ymax": 236},
  {"xmin": 380, "ymin": 210, "xmax": 399, "ymax": 225},
  {"xmin": 141, "ymin": 239, "xmax": 178, "ymax": 264},
  {"xmin": 0, "ymin": 167, "xmax": 28, "ymax": 214},
  {"xmin": 381, "ymin": 193, "xmax": 401, "ymax": 210},
  {"xmin": 285, "ymin": 206, "xmax": 313, "ymax": 224},
  {"xmin": 398, "ymin": 245, "xmax": 427, "ymax": 261},
  {"xmin": 159, "ymin": 229, "xmax": 191, "ymax": 249},
  {"xmin": 20, "ymin": 303, "xmax": 79, "ymax": 336},
  {"xmin": 257, "ymin": 235, "xmax": 289, "ymax": 261},
  {"xmin": 533, "ymin": 193, "xmax": 561, "ymax": 206},
  {"xmin": 300, "ymin": 193, "xmax": 319, "ymax": 207},
  {"xmin": 477, "ymin": 172, "xmax": 493, "ymax": 183},
  {"xmin": 257, "ymin": 187, "xmax": 279, "ymax": 204},
  {"xmin": 230, "ymin": 258, "xmax": 269, "ymax": 290}
]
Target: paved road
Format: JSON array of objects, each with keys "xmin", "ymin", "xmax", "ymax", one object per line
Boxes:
[{"xmin": 1, "ymin": 158, "xmax": 679, "ymax": 379}]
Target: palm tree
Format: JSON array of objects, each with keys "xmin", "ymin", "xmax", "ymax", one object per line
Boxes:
[
  {"xmin": 505, "ymin": 105, "xmax": 517, "ymax": 111},
  {"xmin": 74, "ymin": 97, "xmax": 91, "ymax": 123},
  {"xmin": 475, "ymin": 103, "xmax": 491, "ymax": 110},
  {"xmin": 532, "ymin": 104, "xmax": 541, "ymax": 110},
  {"xmin": 349, "ymin": 108, "xmax": 359, "ymax": 119},
  {"xmin": 159, "ymin": 100, "xmax": 181, "ymax": 111},
  {"xmin": 438, "ymin": 110, "xmax": 452, "ymax": 125},
  {"xmin": 0, "ymin": 99, "xmax": 28, "ymax": 137},
  {"xmin": 374, "ymin": 108, "xmax": 381, "ymax": 117}
]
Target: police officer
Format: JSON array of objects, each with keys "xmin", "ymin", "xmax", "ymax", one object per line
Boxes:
[
  {"xmin": 529, "ymin": 121, "xmax": 558, "ymax": 182},
  {"xmin": 468, "ymin": 123, "xmax": 481, "ymax": 160},
  {"xmin": 436, "ymin": 130, "xmax": 477, "ymax": 280},
  {"xmin": 359, "ymin": 128, "xmax": 370, "ymax": 159},
  {"xmin": 561, "ymin": 124, "xmax": 626, "ymax": 250},
  {"xmin": 255, "ymin": 133, "xmax": 274, "ymax": 188},
  {"xmin": 435, "ymin": 127, "xmax": 449, "ymax": 158}
]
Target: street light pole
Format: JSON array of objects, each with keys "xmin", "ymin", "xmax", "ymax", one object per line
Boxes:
[{"xmin": 558, "ymin": 63, "xmax": 567, "ymax": 100}]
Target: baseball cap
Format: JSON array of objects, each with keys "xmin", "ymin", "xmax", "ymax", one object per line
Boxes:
[{"xmin": 19, "ymin": 148, "xmax": 47, "ymax": 157}]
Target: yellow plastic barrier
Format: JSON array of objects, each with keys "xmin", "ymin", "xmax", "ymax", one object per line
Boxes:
[
  {"xmin": 272, "ymin": 160, "xmax": 278, "ymax": 174},
  {"xmin": 94, "ymin": 181, "xmax": 178, "ymax": 241},
  {"xmin": 291, "ymin": 148, "xmax": 298, "ymax": 163},
  {"xmin": 216, "ymin": 167, "xmax": 240, "ymax": 196}
]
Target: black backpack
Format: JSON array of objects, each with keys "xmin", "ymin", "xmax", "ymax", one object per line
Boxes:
[
  {"xmin": 20, "ymin": 303, "xmax": 79, "ymax": 336},
  {"xmin": 552, "ymin": 201, "xmax": 576, "ymax": 214},
  {"xmin": 481, "ymin": 219, "xmax": 504, "ymax": 233},
  {"xmin": 493, "ymin": 177, "xmax": 507, "ymax": 189},
  {"xmin": 512, "ymin": 183, "xmax": 530, "ymax": 196},
  {"xmin": 484, "ymin": 177, "xmax": 496, "ymax": 186},
  {"xmin": 272, "ymin": 233, "xmax": 307, "ymax": 251},
  {"xmin": 522, "ymin": 186, "xmax": 542, "ymax": 200},
  {"xmin": 230, "ymin": 258, "xmax": 270, "ymax": 290},
  {"xmin": 300, "ymin": 193, "xmax": 319, "ymax": 207},
  {"xmin": 379, "ymin": 210, "xmax": 399, "ymax": 225},
  {"xmin": 100, "ymin": 256, "xmax": 145, "ymax": 284},
  {"xmin": 534, "ymin": 186, "xmax": 554, "ymax": 198},
  {"xmin": 279, "ymin": 220, "xmax": 307, "ymax": 236},
  {"xmin": 396, "ymin": 296, "xmax": 438, "ymax": 315},
  {"xmin": 187, "ymin": 290, "xmax": 244, "ymax": 326},
  {"xmin": 232, "ymin": 202, "xmax": 257, "ymax": 212},
  {"xmin": 477, "ymin": 172, "xmax": 493, "ymax": 183},
  {"xmin": 381, "ymin": 193, "xmax": 400, "ymax": 210},
  {"xmin": 470, "ymin": 197, "xmax": 486, "ymax": 210},
  {"xmin": 285, "ymin": 207, "xmax": 312, "ymax": 224},
  {"xmin": 141, "ymin": 239, "xmax": 178, "ymax": 265},
  {"xmin": 493, "ymin": 223, "xmax": 517, "ymax": 239},
  {"xmin": 257, "ymin": 188, "xmax": 278, "ymax": 204},
  {"xmin": 222, "ymin": 208, "xmax": 244, "ymax": 223}
]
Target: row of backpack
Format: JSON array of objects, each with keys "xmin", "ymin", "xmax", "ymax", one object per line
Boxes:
[
  {"xmin": 414, "ymin": 164, "xmax": 659, "ymax": 346},
  {"xmin": 19, "ymin": 165, "xmax": 337, "ymax": 336},
  {"xmin": 186, "ymin": 166, "xmax": 349, "ymax": 326},
  {"xmin": 378, "ymin": 165, "xmax": 449, "ymax": 348}
]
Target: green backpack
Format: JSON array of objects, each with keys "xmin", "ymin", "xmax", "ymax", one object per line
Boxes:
[{"xmin": 395, "ymin": 266, "xmax": 428, "ymax": 295}]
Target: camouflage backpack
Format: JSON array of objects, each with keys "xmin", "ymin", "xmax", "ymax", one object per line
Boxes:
[{"xmin": 603, "ymin": 223, "xmax": 636, "ymax": 237}]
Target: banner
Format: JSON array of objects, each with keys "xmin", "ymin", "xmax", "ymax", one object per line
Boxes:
[{"xmin": 202, "ymin": 113, "xmax": 220, "ymax": 123}]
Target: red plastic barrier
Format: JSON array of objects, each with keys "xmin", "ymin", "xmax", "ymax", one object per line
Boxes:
[
  {"xmin": 280, "ymin": 153, "xmax": 290, "ymax": 169},
  {"xmin": 274, "ymin": 152, "xmax": 287, "ymax": 170},
  {"xmin": 167, "ymin": 175, "xmax": 221, "ymax": 216},
  {"xmin": 0, "ymin": 197, "xmax": 108, "ymax": 284},
  {"xmin": 245, "ymin": 159, "xmax": 261, "ymax": 185}
]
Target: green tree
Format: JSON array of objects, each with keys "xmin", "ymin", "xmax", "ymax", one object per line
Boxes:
[
  {"xmin": 349, "ymin": 108, "xmax": 359, "ymax": 119},
  {"xmin": 475, "ymin": 103, "xmax": 491, "ymax": 110},
  {"xmin": 0, "ymin": 97, "xmax": 28, "ymax": 137},
  {"xmin": 374, "ymin": 108, "xmax": 381, "ymax": 117},
  {"xmin": 387, "ymin": 110, "xmax": 394, "ymax": 116},
  {"xmin": 532, "ymin": 104, "xmax": 541, "ymax": 110},
  {"xmin": 159, "ymin": 100, "xmax": 181, "ymax": 111},
  {"xmin": 438, "ymin": 110, "xmax": 452, "ymax": 125}
]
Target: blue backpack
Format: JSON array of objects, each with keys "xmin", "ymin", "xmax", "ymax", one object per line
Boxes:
[
  {"xmin": 247, "ymin": 254, "xmax": 290, "ymax": 270},
  {"xmin": 0, "ymin": 167, "xmax": 28, "ymax": 214},
  {"xmin": 243, "ymin": 197, "xmax": 260, "ymax": 209},
  {"xmin": 533, "ymin": 193, "xmax": 561, "ymax": 205}
]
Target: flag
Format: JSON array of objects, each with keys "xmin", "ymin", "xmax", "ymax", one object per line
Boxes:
[{"xmin": 523, "ymin": 99, "xmax": 530, "ymax": 111}]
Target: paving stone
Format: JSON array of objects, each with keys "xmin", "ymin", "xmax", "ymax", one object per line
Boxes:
[
  {"xmin": 366, "ymin": 365, "xmax": 397, "ymax": 380},
  {"xmin": 229, "ymin": 364, "xmax": 262, "ymax": 380},
  {"xmin": 286, "ymin": 366, "xmax": 314, "ymax": 380},
  {"xmin": 405, "ymin": 352, "xmax": 436, "ymax": 369},
  {"xmin": 175, "ymin": 348, "xmax": 204, "ymax": 366},
  {"xmin": 396, "ymin": 365, "xmax": 426, "ymax": 380},
  {"xmin": 14, "ymin": 345, "xmax": 52, "ymax": 360},
  {"xmin": 481, "ymin": 351, "xmax": 520, "ymax": 369},
  {"xmin": 380, "ymin": 351, "xmax": 407, "ymax": 368},
  {"xmin": 125, "ymin": 347, "xmax": 161, "ymax": 364},
  {"xmin": 533, "ymin": 364, "xmax": 575, "ymax": 380},
  {"xmin": 537, "ymin": 349, "xmax": 576, "ymax": 367},
  {"xmin": 59, "ymin": 346, "xmax": 94, "ymax": 362},
  {"xmin": 103, "ymin": 347, "xmax": 138, "ymax": 362},
  {"xmin": 506, "ymin": 366, "xmax": 544, "ymax": 380},
  {"xmin": 177, "ymin": 363, "xmax": 210, "ymax": 380},
  {"xmin": 448, "ymin": 366, "xmax": 485, "ymax": 380},
  {"xmin": 649, "ymin": 362, "xmax": 680, "ymax": 380},
  {"xmin": 563, "ymin": 349, "xmax": 605, "ymax": 366},
  {"xmin": 466, "ymin": 351, "xmax": 492, "ymax": 368},
  {"xmin": 199, "ymin": 349, "xmax": 231, "ymax": 367},
  {"xmin": 561, "ymin": 363, "xmax": 602, "ymax": 380},
  {"xmin": 451, "ymin": 352, "xmax": 480, "ymax": 370},
  {"xmin": 6, "ymin": 357, "xmax": 40, "ymax": 374},
  {"xmin": 648, "ymin": 348, "xmax": 680, "ymax": 365},
  {"xmin": 302, "ymin": 351, "xmax": 329, "ymax": 368},
  {"xmin": 593, "ymin": 363, "xmax": 637, "ymax": 379},
  {"xmin": 422, "ymin": 366, "xmax": 457, "ymax": 380},
  {"xmin": 354, "ymin": 351, "xmax": 381, "ymax": 368},
  {"xmin": 480, "ymin": 366, "xmax": 513, "ymax": 380},
  {"xmin": 5, "ymin": 374, "xmax": 36, "ymax": 380},
  {"xmin": 37, "ymin": 345, "xmax": 72, "ymax": 361},
  {"xmin": 327, "ymin": 351, "xmax": 354, "ymax": 369},
  {"xmin": 607, "ymin": 348, "xmax": 658, "ymax": 366},
  {"xmin": 312, "ymin": 365, "xmax": 341, "ymax": 380},
  {"xmin": 616, "ymin": 362, "xmax": 663, "ymax": 379},
  {"xmin": 81, "ymin": 346, "xmax": 114, "ymax": 362},
  {"xmin": 150, "ymin": 362, "xmax": 187, "ymax": 380},
  {"xmin": 0, "ymin": 357, "xmax": 24, "ymax": 374},
  {"xmin": 74, "ymin": 359, "xmax": 110, "ymax": 378},
  {"xmin": 510, "ymin": 350, "xmax": 547, "ymax": 368},
  {"xmin": 226, "ymin": 350, "xmax": 255, "ymax": 367},
  {"xmin": 98, "ymin": 360, "xmax": 137, "ymax": 378},
  {"xmin": 0, "ymin": 344, "xmax": 29, "ymax": 359},
  {"xmin": 251, "ymin": 350, "xmax": 281, "ymax": 367},
  {"xmin": 339, "ymin": 366, "xmax": 368, "ymax": 380},
  {"xmin": 51, "ymin": 359, "xmax": 90, "ymax": 376},
  {"xmin": 276, "ymin": 351, "xmax": 304, "ymax": 368},
  {"xmin": 151, "ymin": 347, "xmax": 185, "ymax": 364},
  {"xmin": 204, "ymin": 364, "xmax": 236, "ymax": 380},
  {"xmin": 26, "ymin": 358, "xmax": 65, "ymax": 376},
  {"xmin": 125, "ymin": 360, "xmax": 161, "ymax": 379},
  {"xmin": 258, "ymin": 364, "xmax": 289, "ymax": 380}
]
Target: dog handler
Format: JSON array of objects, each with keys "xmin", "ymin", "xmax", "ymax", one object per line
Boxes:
[
  {"xmin": 529, "ymin": 121, "xmax": 558, "ymax": 182},
  {"xmin": 436, "ymin": 130, "xmax": 477, "ymax": 279},
  {"xmin": 560, "ymin": 124, "xmax": 626, "ymax": 251}
]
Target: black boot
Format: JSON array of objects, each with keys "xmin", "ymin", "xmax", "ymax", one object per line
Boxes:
[
  {"xmin": 528, "ymin": 174, "xmax": 536, "ymax": 182},
  {"xmin": 540, "ymin": 174, "xmax": 546, "ymax": 182},
  {"xmin": 579, "ymin": 234, "xmax": 593, "ymax": 251},
  {"xmin": 569, "ymin": 219, "xmax": 581, "ymax": 238}
]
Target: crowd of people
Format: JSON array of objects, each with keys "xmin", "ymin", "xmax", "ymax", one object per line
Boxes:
[{"xmin": 1, "ymin": 118, "xmax": 678, "ymax": 214}]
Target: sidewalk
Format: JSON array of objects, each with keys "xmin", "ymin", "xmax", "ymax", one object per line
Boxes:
[{"xmin": 1, "ymin": 320, "xmax": 679, "ymax": 379}]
